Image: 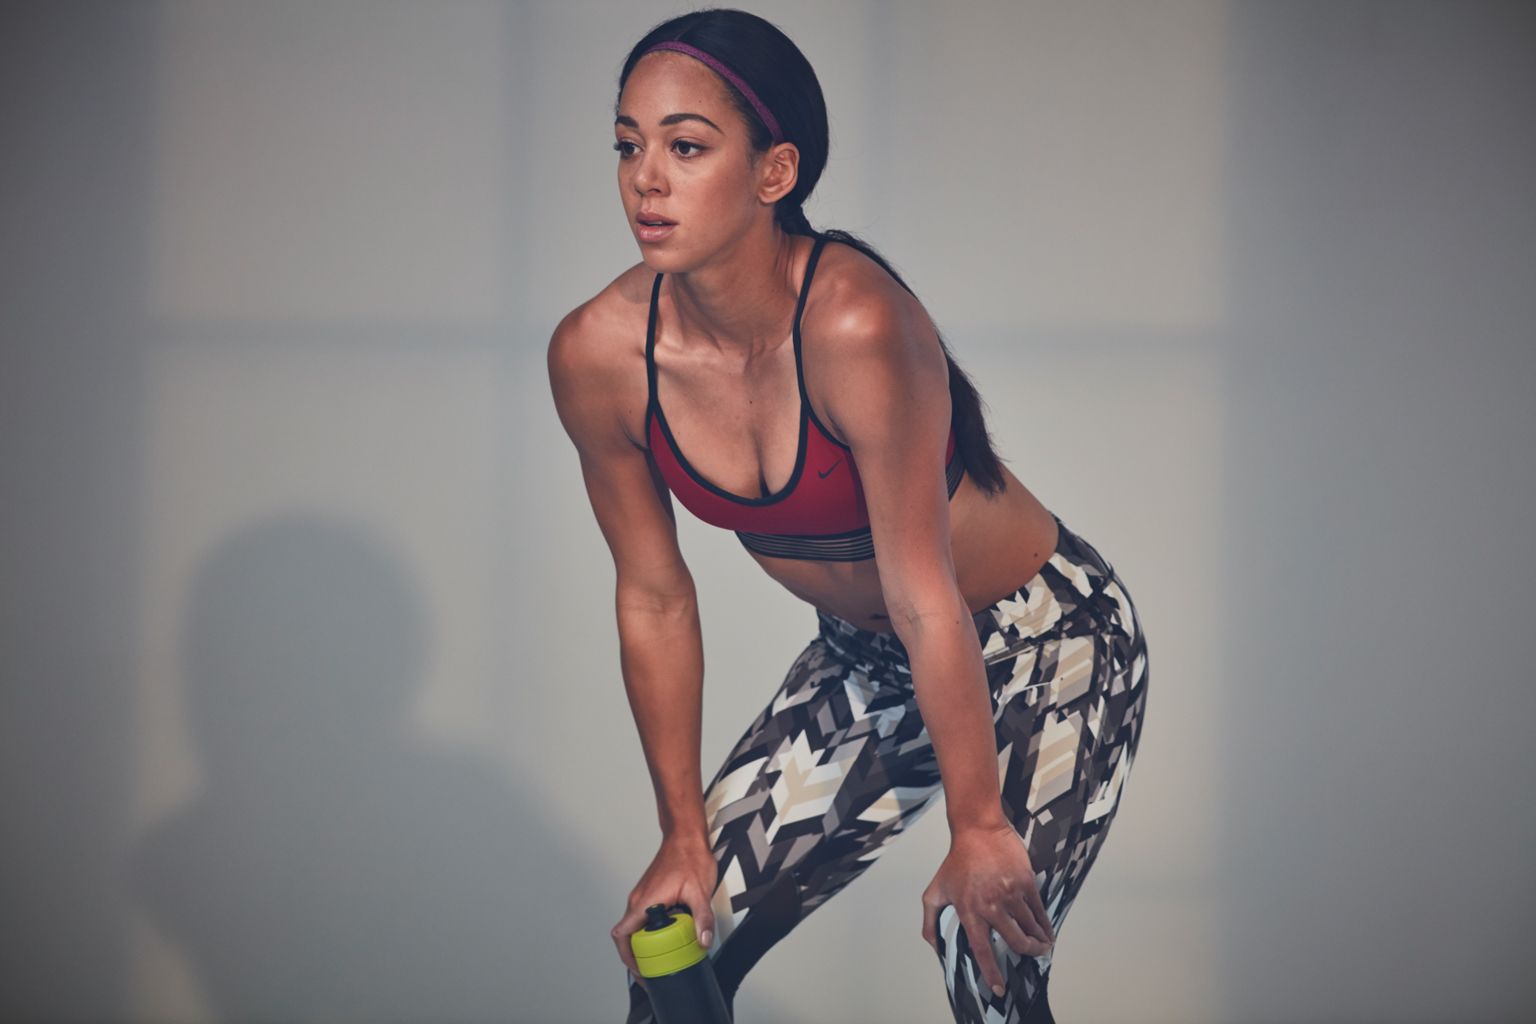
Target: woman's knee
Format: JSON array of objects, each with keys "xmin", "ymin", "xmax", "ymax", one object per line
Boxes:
[{"xmin": 932, "ymin": 903, "xmax": 1054, "ymax": 1023}]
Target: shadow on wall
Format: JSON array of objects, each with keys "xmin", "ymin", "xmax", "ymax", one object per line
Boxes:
[{"xmin": 128, "ymin": 513, "xmax": 582, "ymax": 1021}]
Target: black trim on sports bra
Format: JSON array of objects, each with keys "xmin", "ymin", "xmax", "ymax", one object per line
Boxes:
[
  {"xmin": 735, "ymin": 452, "xmax": 965, "ymax": 562},
  {"xmin": 645, "ymin": 234, "xmax": 829, "ymax": 504},
  {"xmin": 644, "ymin": 231, "xmax": 968, "ymax": 563}
]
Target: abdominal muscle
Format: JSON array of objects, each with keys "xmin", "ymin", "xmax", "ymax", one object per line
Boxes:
[{"xmin": 744, "ymin": 464, "xmax": 1061, "ymax": 634}]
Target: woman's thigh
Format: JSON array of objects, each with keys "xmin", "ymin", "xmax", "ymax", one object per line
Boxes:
[
  {"xmin": 624, "ymin": 631, "xmax": 948, "ymax": 1023},
  {"xmin": 934, "ymin": 569, "xmax": 1151, "ymax": 1023}
]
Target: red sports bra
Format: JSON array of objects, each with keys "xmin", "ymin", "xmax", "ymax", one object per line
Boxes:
[{"xmin": 645, "ymin": 233, "xmax": 964, "ymax": 562}]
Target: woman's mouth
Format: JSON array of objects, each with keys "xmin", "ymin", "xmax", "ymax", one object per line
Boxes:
[{"xmin": 636, "ymin": 213, "xmax": 676, "ymax": 243}]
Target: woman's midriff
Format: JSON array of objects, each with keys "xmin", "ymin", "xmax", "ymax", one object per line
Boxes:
[{"xmin": 745, "ymin": 464, "xmax": 1060, "ymax": 635}]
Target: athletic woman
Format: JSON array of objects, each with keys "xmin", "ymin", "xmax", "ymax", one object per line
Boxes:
[{"xmin": 547, "ymin": 9, "xmax": 1150, "ymax": 1022}]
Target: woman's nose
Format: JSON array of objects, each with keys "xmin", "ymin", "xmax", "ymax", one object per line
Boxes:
[{"xmin": 632, "ymin": 150, "xmax": 665, "ymax": 193}]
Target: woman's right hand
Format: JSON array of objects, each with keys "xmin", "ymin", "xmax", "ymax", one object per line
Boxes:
[{"xmin": 611, "ymin": 833, "xmax": 720, "ymax": 983}]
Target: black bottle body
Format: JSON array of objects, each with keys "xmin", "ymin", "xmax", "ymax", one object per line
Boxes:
[
  {"xmin": 630, "ymin": 903, "xmax": 732, "ymax": 1024},
  {"xmin": 643, "ymin": 961, "xmax": 732, "ymax": 1024}
]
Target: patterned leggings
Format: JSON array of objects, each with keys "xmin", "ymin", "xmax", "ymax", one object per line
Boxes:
[{"xmin": 624, "ymin": 512, "xmax": 1150, "ymax": 1023}]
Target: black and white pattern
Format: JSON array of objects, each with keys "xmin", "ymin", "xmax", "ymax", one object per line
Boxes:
[{"xmin": 625, "ymin": 513, "xmax": 1150, "ymax": 1023}]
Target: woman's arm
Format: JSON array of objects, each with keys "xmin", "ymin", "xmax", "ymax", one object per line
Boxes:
[
  {"xmin": 548, "ymin": 304, "xmax": 710, "ymax": 844},
  {"xmin": 810, "ymin": 282, "xmax": 1009, "ymax": 837},
  {"xmin": 809, "ymin": 266, "xmax": 1057, "ymax": 991},
  {"xmin": 616, "ymin": 589, "xmax": 708, "ymax": 841}
]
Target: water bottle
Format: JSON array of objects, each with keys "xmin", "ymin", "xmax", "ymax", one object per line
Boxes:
[{"xmin": 629, "ymin": 902, "xmax": 733, "ymax": 1023}]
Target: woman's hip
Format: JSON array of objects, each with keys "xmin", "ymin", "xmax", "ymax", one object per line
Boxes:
[{"xmin": 814, "ymin": 511, "xmax": 1142, "ymax": 676}]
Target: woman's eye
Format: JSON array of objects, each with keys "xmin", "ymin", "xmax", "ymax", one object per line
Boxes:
[{"xmin": 612, "ymin": 139, "xmax": 705, "ymax": 159}]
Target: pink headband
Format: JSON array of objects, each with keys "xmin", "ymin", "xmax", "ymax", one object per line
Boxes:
[{"xmin": 641, "ymin": 40, "xmax": 784, "ymax": 144}]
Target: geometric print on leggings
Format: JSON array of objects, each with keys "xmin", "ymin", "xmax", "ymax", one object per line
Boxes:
[
  {"xmin": 624, "ymin": 514, "xmax": 1149, "ymax": 1024},
  {"xmin": 935, "ymin": 572, "xmax": 1149, "ymax": 1023},
  {"xmin": 625, "ymin": 636, "xmax": 950, "ymax": 1024}
]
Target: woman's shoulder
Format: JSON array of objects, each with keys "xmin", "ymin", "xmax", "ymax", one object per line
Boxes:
[
  {"xmin": 549, "ymin": 261, "xmax": 655, "ymax": 366},
  {"xmin": 795, "ymin": 236, "xmax": 942, "ymax": 447},
  {"xmin": 547, "ymin": 262, "xmax": 655, "ymax": 447},
  {"xmin": 802, "ymin": 235, "xmax": 930, "ymax": 349}
]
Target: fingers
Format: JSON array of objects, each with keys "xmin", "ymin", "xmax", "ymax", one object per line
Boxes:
[
  {"xmin": 1018, "ymin": 875, "xmax": 1056, "ymax": 945},
  {"xmin": 959, "ymin": 900, "xmax": 1055, "ymax": 999},
  {"xmin": 1004, "ymin": 886, "xmax": 1054, "ymax": 950},
  {"xmin": 684, "ymin": 886, "xmax": 716, "ymax": 948},
  {"xmin": 919, "ymin": 891, "xmax": 941, "ymax": 952},
  {"xmin": 611, "ymin": 900, "xmax": 659, "ymax": 977},
  {"xmin": 958, "ymin": 910, "xmax": 1010, "ymax": 997},
  {"xmin": 991, "ymin": 900, "xmax": 1051, "ymax": 958},
  {"xmin": 611, "ymin": 904, "xmax": 647, "ymax": 978}
]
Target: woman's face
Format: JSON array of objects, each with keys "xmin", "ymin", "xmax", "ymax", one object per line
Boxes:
[{"xmin": 615, "ymin": 52, "xmax": 769, "ymax": 269}]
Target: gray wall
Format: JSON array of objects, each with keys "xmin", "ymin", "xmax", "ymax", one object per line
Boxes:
[{"xmin": 2, "ymin": 2, "xmax": 1531, "ymax": 1022}]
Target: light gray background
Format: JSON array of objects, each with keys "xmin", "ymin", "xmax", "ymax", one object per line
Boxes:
[{"xmin": 3, "ymin": 2, "xmax": 1532, "ymax": 1022}]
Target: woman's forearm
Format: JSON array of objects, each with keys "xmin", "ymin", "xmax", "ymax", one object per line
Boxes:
[
  {"xmin": 895, "ymin": 599, "xmax": 1010, "ymax": 836},
  {"xmin": 616, "ymin": 592, "xmax": 711, "ymax": 844}
]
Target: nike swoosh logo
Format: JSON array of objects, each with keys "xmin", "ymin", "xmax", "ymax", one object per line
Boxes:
[{"xmin": 817, "ymin": 458, "xmax": 843, "ymax": 479}]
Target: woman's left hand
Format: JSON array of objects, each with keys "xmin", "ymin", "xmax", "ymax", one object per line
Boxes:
[{"xmin": 920, "ymin": 822, "xmax": 1056, "ymax": 997}]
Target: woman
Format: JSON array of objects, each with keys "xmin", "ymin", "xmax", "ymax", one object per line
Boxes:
[{"xmin": 547, "ymin": 9, "xmax": 1150, "ymax": 1023}]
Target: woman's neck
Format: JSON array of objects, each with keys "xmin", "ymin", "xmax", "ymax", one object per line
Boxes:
[{"xmin": 664, "ymin": 228, "xmax": 805, "ymax": 362}]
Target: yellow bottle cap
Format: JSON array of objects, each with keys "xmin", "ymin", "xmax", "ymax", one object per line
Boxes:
[{"xmin": 630, "ymin": 905, "xmax": 708, "ymax": 979}]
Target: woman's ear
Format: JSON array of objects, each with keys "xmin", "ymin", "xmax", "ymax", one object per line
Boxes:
[{"xmin": 755, "ymin": 142, "xmax": 800, "ymax": 205}]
